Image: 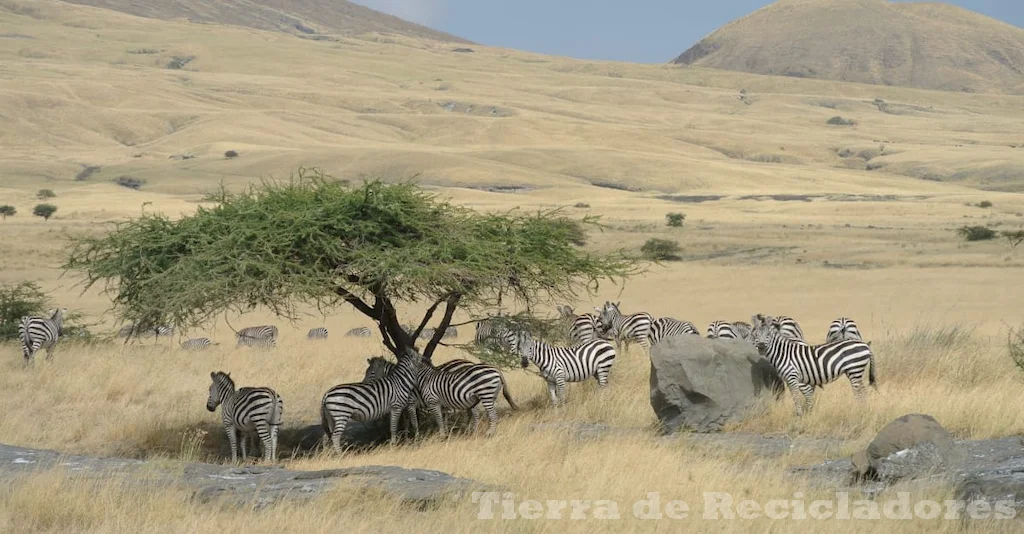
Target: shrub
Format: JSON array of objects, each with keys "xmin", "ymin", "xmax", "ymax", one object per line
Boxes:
[
  {"xmin": 573, "ymin": 202, "xmax": 590, "ymax": 209},
  {"xmin": 32, "ymin": 204, "xmax": 57, "ymax": 221},
  {"xmin": 641, "ymin": 238, "xmax": 682, "ymax": 261},
  {"xmin": 977, "ymin": 200, "xmax": 993, "ymax": 208},
  {"xmin": 1007, "ymin": 327, "xmax": 1024, "ymax": 373},
  {"xmin": 0, "ymin": 205, "xmax": 15, "ymax": 220},
  {"xmin": 36, "ymin": 189, "xmax": 55, "ymax": 199},
  {"xmin": 665, "ymin": 212, "xmax": 686, "ymax": 227},
  {"xmin": 826, "ymin": 116, "xmax": 856, "ymax": 126},
  {"xmin": 224, "ymin": 150, "xmax": 238, "ymax": 159},
  {"xmin": 0, "ymin": 281, "xmax": 93, "ymax": 341},
  {"xmin": 1001, "ymin": 230, "xmax": 1024, "ymax": 249},
  {"xmin": 114, "ymin": 176, "xmax": 145, "ymax": 190},
  {"xmin": 956, "ymin": 225, "xmax": 996, "ymax": 241}
]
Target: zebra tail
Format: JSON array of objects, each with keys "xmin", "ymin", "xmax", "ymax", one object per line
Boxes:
[
  {"xmin": 271, "ymin": 393, "xmax": 284, "ymax": 427},
  {"xmin": 868, "ymin": 351, "xmax": 878, "ymax": 388},
  {"xmin": 499, "ymin": 372, "xmax": 519, "ymax": 411},
  {"xmin": 18, "ymin": 317, "xmax": 30, "ymax": 345}
]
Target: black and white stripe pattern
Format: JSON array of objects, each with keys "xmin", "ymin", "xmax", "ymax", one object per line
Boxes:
[
  {"xmin": 19, "ymin": 308, "xmax": 67, "ymax": 362},
  {"xmin": 206, "ymin": 371, "xmax": 283, "ymax": 463},
  {"xmin": 181, "ymin": 337, "xmax": 214, "ymax": 350},
  {"xmin": 647, "ymin": 317, "xmax": 699, "ymax": 346},
  {"xmin": 511, "ymin": 331, "xmax": 617, "ymax": 405},
  {"xmin": 344, "ymin": 327, "xmax": 371, "ymax": 338},
  {"xmin": 307, "ymin": 327, "xmax": 329, "ymax": 339},
  {"xmin": 731, "ymin": 321, "xmax": 753, "ymax": 342},
  {"xmin": 235, "ymin": 325, "xmax": 278, "ymax": 348},
  {"xmin": 751, "ymin": 320, "xmax": 877, "ymax": 416},
  {"xmin": 474, "ymin": 318, "xmax": 516, "ymax": 349},
  {"xmin": 420, "ymin": 326, "xmax": 458, "ymax": 340},
  {"xmin": 706, "ymin": 321, "xmax": 738, "ymax": 339},
  {"xmin": 321, "ymin": 352, "xmax": 422, "ymax": 451},
  {"xmin": 595, "ymin": 301, "xmax": 653, "ymax": 351},
  {"xmin": 826, "ymin": 317, "xmax": 863, "ymax": 343},
  {"xmin": 752, "ymin": 314, "xmax": 804, "ymax": 341},
  {"xmin": 557, "ymin": 305, "xmax": 602, "ymax": 344}
]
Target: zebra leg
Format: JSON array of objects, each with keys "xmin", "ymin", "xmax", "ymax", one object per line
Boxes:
[
  {"xmin": 469, "ymin": 405, "xmax": 481, "ymax": 435},
  {"xmin": 240, "ymin": 432, "xmax": 249, "ymax": 461},
  {"xmin": 226, "ymin": 426, "xmax": 239, "ymax": 463},
  {"xmin": 797, "ymin": 383, "xmax": 816, "ymax": 414},
  {"xmin": 389, "ymin": 408, "xmax": 402, "ymax": 445},
  {"xmin": 546, "ymin": 380, "xmax": 560, "ymax": 405},
  {"xmin": 44, "ymin": 343, "xmax": 55, "ymax": 361},
  {"xmin": 483, "ymin": 398, "xmax": 498, "ymax": 436},
  {"xmin": 848, "ymin": 373, "xmax": 867, "ymax": 402},
  {"xmin": 270, "ymin": 425, "xmax": 280, "ymax": 462},
  {"xmin": 255, "ymin": 422, "xmax": 273, "ymax": 463},
  {"xmin": 555, "ymin": 375, "xmax": 567, "ymax": 405},
  {"xmin": 405, "ymin": 404, "xmax": 420, "ymax": 440},
  {"xmin": 330, "ymin": 414, "xmax": 349, "ymax": 453},
  {"xmin": 431, "ymin": 403, "xmax": 447, "ymax": 438}
]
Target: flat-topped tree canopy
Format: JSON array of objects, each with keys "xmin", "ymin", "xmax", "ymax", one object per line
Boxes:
[{"xmin": 63, "ymin": 168, "xmax": 641, "ymax": 360}]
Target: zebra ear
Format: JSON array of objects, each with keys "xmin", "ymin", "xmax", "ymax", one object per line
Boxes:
[{"xmin": 210, "ymin": 371, "xmax": 216, "ymax": 379}]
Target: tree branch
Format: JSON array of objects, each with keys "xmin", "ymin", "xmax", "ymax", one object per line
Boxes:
[
  {"xmin": 334, "ymin": 285, "xmax": 375, "ymax": 317},
  {"xmin": 423, "ymin": 293, "xmax": 461, "ymax": 361},
  {"xmin": 412, "ymin": 296, "xmax": 447, "ymax": 342}
]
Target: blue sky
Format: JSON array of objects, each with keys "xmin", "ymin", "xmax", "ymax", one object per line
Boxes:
[{"xmin": 352, "ymin": 0, "xmax": 1023, "ymax": 63}]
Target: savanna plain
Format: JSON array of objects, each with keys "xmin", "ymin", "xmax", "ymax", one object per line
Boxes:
[{"xmin": 1, "ymin": 0, "xmax": 1024, "ymax": 531}]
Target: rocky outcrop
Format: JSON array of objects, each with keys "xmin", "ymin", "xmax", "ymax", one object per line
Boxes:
[
  {"xmin": 851, "ymin": 413, "xmax": 960, "ymax": 482},
  {"xmin": 649, "ymin": 335, "xmax": 783, "ymax": 433}
]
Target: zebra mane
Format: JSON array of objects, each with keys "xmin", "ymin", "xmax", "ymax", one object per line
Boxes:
[{"xmin": 210, "ymin": 371, "xmax": 234, "ymax": 388}]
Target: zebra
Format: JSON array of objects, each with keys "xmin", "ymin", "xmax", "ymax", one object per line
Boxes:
[
  {"xmin": 595, "ymin": 301, "xmax": 653, "ymax": 352},
  {"xmin": 557, "ymin": 305, "xmax": 602, "ymax": 344},
  {"xmin": 752, "ymin": 314, "xmax": 804, "ymax": 341},
  {"xmin": 647, "ymin": 317, "xmax": 699, "ymax": 346},
  {"xmin": 117, "ymin": 323, "xmax": 173, "ymax": 341},
  {"xmin": 235, "ymin": 325, "xmax": 278, "ymax": 348},
  {"xmin": 751, "ymin": 318, "xmax": 877, "ymax": 416},
  {"xmin": 19, "ymin": 308, "xmax": 67, "ymax": 362},
  {"xmin": 420, "ymin": 326, "xmax": 458, "ymax": 340},
  {"xmin": 364, "ymin": 356, "xmax": 517, "ymax": 437},
  {"xmin": 181, "ymin": 337, "xmax": 215, "ymax": 350},
  {"xmin": 206, "ymin": 371, "xmax": 283, "ymax": 463},
  {"xmin": 474, "ymin": 318, "xmax": 516, "ymax": 349},
  {"xmin": 343, "ymin": 327, "xmax": 371, "ymax": 338},
  {"xmin": 826, "ymin": 317, "xmax": 864, "ymax": 343},
  {"xmin": 321, "ymin": 351, "xmax": 422, "ymax": 451},
  {"xmin": 731, "ymin": 321, "xmax": 753, "ymax": 342},
  {"xmin": 511, "ymin": 330, "xmax": 617, "ymax": 406},
  {"xmin": 307, "ymin": 327, "xmax": 329, "ymax": 339},
  {"xmin": 707, "ymin": 321, "xmax": 739, "ymax": 339}
]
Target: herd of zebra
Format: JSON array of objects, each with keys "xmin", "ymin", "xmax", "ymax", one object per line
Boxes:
[
  {"xmin": 15, "ymin": 301, "xmax": 876, "ymax": 464},
  {"xmin": 114, "ymin": 323, "xmax": 457, "ymax": 351}
]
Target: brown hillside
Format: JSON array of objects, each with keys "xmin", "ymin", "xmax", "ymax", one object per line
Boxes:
[
  {"xmin": 671, "ymin": 0, "xmax": 1024, "ymax": 94},
  {"xmin": 60, "ymin": 0, "xmax": 471, "ymax": 43}
]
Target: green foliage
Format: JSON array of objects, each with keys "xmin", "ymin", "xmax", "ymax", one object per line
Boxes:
[
  {"xmin": 665, "ymin": 212, "xmax": 685, "ymax": 227},
  {"xmin": 63, "ymin": 168, "xmax": 641, "ymax": 358},
  {"xmin": 977, "ymin": 200, "xmax": 993, "ymax": 208},
  {"xmin": 1001, "ymin": 230, "xmax": 1024, "ymax": 249},
  {"xmin": 1007, "ymin": 327, "xmax": 1024, "ymax": 374},
  {"xmin": 33, "ymin": 203, "xmax": 57, "ymax": 221},
  {"xmin": 36, "ymin": 189, "xmax": 55, "ymax": 200},
  {"xmin": 957, "ymin": 225, "xmax": 996, "ymax": 242},
  {"xmin": 0, "ymin": 281, "xmax": 94, "ymax": 342},
  {"xmin": 0, "ymin": 205, "xmax": 15, "ymax": 219},
  {"xmin": 826, "ymin": 116, "xmax": 856, "ymax": 126},
  {"xmin": 458, "ymin": 312, "xmax": 569, "ymax": 369},
  {"xmin": 641, "ymin": 238, "xmax": 682, "ymax": 261}
]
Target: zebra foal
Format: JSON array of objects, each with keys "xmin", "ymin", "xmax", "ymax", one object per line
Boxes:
[
  {"xmin": 235, "ymin": 325, "xmax": 278, "ymax": 348},
  {"xmin": 206, "ymin": 371, "xmax": 283, "ymax": 463},
  {"xmin": 751, "ymin": 320, "xmax": 877, "ymax": 416},
  {"xmin": 512, "ymin": 331, "xmax": 616, "ymax": 406},
  {"xmin": 19, "ymin": 308, "xmax": 67, "ymax": 363}
]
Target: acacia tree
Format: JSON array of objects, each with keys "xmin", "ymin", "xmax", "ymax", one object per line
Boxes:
[{"xmin": 63, "ymin": 169, "xmax": 640, "ymax": 361}]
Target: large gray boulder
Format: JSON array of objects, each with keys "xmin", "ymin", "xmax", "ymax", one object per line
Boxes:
[
  {"xmin": 649, "ymin": 334, "xmax": 783, "ymax": 433},
  {"xmin": 850, "ymin": 413, "xmax": 961, "ymax": 482}
]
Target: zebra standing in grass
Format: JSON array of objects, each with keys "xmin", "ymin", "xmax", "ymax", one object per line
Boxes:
[
  {"xmin": 826, "ymin": 317, "xmax": 863, "ymax": 343},
  {"xmin": 595, "ymin": 301, "xmax": 653, "ymax": 352},
  {"xmin": 206, "ymin": 371, "xmax": 283, "ymax": 463},
  {"xmin": 511, "ymin": 330, "xmax": 617, "ymax": 406},
  {"xmin": 344, "ymin": 327, "xmax": 371, "ymax": 338},
  {"xmin": 647, "ymin": 317, "xmax": 699, "ymax": 346},
  {"xmin": 707, "ymin": 320, "xmax": 739, "ymax": 339},
  {"xmin": 752, "ymin": 314, "xmax": 805, "ymax": 341},
  {"xmin": 557, "ymin": 305, "xmax": 602, "ymax": 344},
  {"xmin": 307, "ymin": 327, "xmax": 329, "ymax": 339},
  {"xmin": 235, "ymin": 325, "xmax": 278, "ymax": 348},
  {"xmin": 321, "ymin": 351, "xmax": 422, "ymax": 451},
  {"xmin": 751, "ymin": 319, "xmax": 877, "ymax": 416},
  {"xmin": 181, "ymin": 338, "xmax": 215, "ymax": 351},
  {"xmin": 19, "ymin": 308, "xmax": 67, "ymax": 363}
]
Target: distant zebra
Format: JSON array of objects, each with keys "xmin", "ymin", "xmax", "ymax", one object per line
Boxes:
[
  {"xmin": 595, "ymin": 301, "xmax": 653, "ymax": 352},
  {"xmin": 752, "ymin": 314, "xmax": 804, "ymax": 341},
  {"xmin": 307, "ymin": 327, "xmax": 329, "ymax": 339},
  {"xmin": 181, "ymin": 338, "xmax": 215, "ymax": 351},
  {"xmin": 343, "ymin": 327, "xmax": 370, "ymax": 338},
  {"xmin": 511, "ymin": 330, "xmax": 617, "ymax": 405},
  {"xmin": 731, "ymin": 321, "xmax": 753, "ymax": 342},
  {"xmin": 206, "ymin": 371, "xmax": 283, "ymax": 463},
  {"xmin": 474, "ymin": 318, "xmax": 516, "ymax": 349},
  {"xmin": 826, "ymin": 317, "xmax": 863, "ymax": 343},
  {"xmin": 707, "ymin": 321, "xmax": 739, "ymax": 339},
  {"xmin": 19, "ymin": 308, "xmax": 67, "ymax": 362},
  {"xmin": 647, "ymin": 317, "xmax": 699, "ymax": 346},
  {"xmin": 751, "ymin": 319, "xmax": 877, "ymax": 416},
  {"xmin": 420, "ymin": 326, "xmax": 458, "ymax": 340},
  {"xmin": 235, "ymin": 325, "xmax": 278, "ymax": 348},
  {"xmin": 557, "ymin": 305, "xmax": 602, "ymax": 344},
  {"xmin": 117, "ymin": 323, "xmax": 173, "ymax": 341},
  {"xmin": 321, "ymin": 352, "xmax": 422, "ymax": 451}
]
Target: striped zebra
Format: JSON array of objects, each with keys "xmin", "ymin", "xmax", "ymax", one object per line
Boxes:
[
  {"xmin": 206, "ymin": 371, "xmax": 283, "ymax": 463},
  {"xmin": 235, "ymin": 325, "xmax": 278, "ymax": 348},
  {"xmin": 181, "ymin": 338, "xmax": 215, "ymax": 350},
  {"xmin": 731, "ymin": 321, "xmax": 753, "ymax": 342},
  {"xmin": 595, "ymin": 301, "xmax": 653, "ymax": 352},
  {"xmin": 364, "ymin": 356, "xmax": 517, "ymax": 437},
  {"xmin": 19, "ymin": 308, "xmax": 67, "ymax": 362},
  {"xmin": 557, "ymin": 305, "xmax": 601, "ymax": 344},
  {"xmin": 751, "ymin": 319, "xmax": 877, "ymax": 416},
  {"xmin": 826, "ymin": 317, "xmax": 864, "ymax": 343},
  {"xmin": 647, "ymin": 317, "xmax": 699, "ymax": 346},
  {"xmin": 474, "ymin": 318, "xmax": 516, "ymax": 349},
  {"xmin": 511, "ymin": 330, "xmax": 617, "ymax": 405},
  {"xmin": 307, "ymin": 327, "xmax": 329, "ymax": 339},
  {"xmin": 707, "ymin": 321, "xmax": 739, "ymax": 339},
  {"xmin": 420, "ymin": 326, "xmax": 458, "ymax": 340},
  {"xmin": 321, "ymin": 352, "xmax": 422, "ymax": 451},
  {"xmin": 344, "ymin": 327, "xmax": 371, "ymax": 338},
  {"xmin": 363, "ymin": 356, "xmax": 481, "ymax": 437},
  {"xmin": 752, "ymin": 314, "xmax": 805, "ymax": 341}
]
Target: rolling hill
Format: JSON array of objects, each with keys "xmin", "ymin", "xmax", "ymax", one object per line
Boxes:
[
  {"xmin": 671, "ymin": 0, "xmax": 1024, "ymax": 94},
  {"xmin": 60, "ymin": 0, "xmax": 471, "ymax": 43}
]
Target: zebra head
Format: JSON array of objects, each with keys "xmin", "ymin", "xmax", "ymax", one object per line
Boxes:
[
  {"xmin": 556, "ymin": 305, "xmax": 574, "ymax": 320},
  {"xmin": 513, "ymin": 330, "xmax": 534, "ymax": 368},
  {"xmin": 362, "ymin": 356, "xmax": 394, "ymax": 383},
  {"xmin": 595, "ymin": 301, "xmax": 621, "ymax": 334},
  {"xmin": 207, "ymin": 371, "xmax": 235, "ymax": 412},
  {"xmin": 750, "ymin": 320, "xmax": 782, "ymax": 355}
]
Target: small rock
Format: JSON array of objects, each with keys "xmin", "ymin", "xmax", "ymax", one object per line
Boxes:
[{"xmin": 850, "ymin": 413, "xmax": 960, "ymax": 482}]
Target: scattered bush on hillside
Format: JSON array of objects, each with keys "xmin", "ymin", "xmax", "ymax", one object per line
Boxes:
[
  {"xmin": 977, "ymin": 200, "xmax": 993, "ymax": 208},
  {"xmin": 224, "ymin": 150, "xmax": 239, "ymax": 159},
  {"xmin": 641, "ymin": 238, "xmax": 682, "ymax": 261},
  {"xmin": 32, "ymin": 204, "xmax": 57, "ymax": 221},
  {"xmin": 957, "ymin": 225, "xmax": 996, "ymax": 242},
  {"xmin": 114, "ymin": 176, "xmax": 146, "ymax": 190},
  {"xmin": 1001, "ymin": 230, "xmax": 1024, "ymax": 250},
  {"xmin": 573, "ymin": 202, "xmax": 590, "ymax": 208},
  {"xmin": 1007, "ymin": 327, "xmax": 1024, "ymax": 374},
  {"xmin": 36, "ymin": 189, "xmax": 55, "ymax": 200},
  {"xmin": 0, "ymin": 205, "xmax": 15, "ymax": 220},
  {"xmin": 166, "ymin": 56, "xmax": 195, "ymax": 70},
  {"xmin": 826, "ymin": 116, "xmax": 856, "ymax": 126},
  {"xmin": 75, "ymin": 165, "xmax": 101, "ymax": 181},
  {"xmin": 665, "ymin": 212, "xmax": 686, "ymax": 228}
]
